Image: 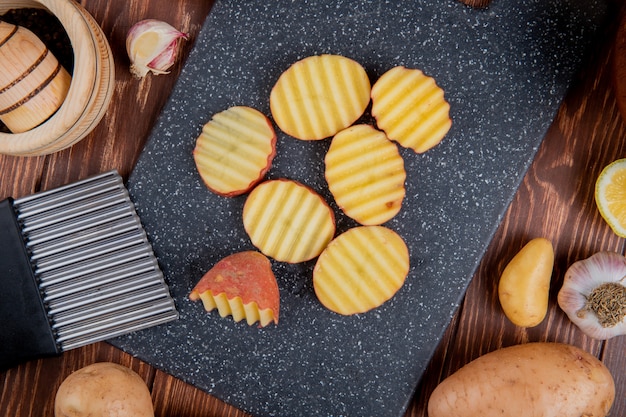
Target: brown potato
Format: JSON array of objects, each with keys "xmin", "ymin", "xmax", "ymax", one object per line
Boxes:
[
  {"xmin": 55, "ymin": 362, "xmax": 154, "ymax": 417},
  {"xmin": 498, "ymin": 237, "xmax": 554, "ymax": 327},
  {"xmin": 428, "ymin": 342, "xmax": 615, "ymax": 417}
]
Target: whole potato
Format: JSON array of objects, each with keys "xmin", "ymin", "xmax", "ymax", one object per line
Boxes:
[
  {"xmin": 428, "ymin": 342, "xmax": 614, "ymax": 417},
  {"xmin": 498, "ymin": 237, "xmax": 554, "ymax": 327},
  {"xmin": 55, "ymin": 362, "xmax": 154, "ymax": 417}
]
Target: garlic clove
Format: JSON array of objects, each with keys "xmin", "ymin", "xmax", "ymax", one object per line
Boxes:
[
  {"xmin": 126, "ymin": 19, "xmax": 188, "ymax": 78},
  {"xmin": 558, "ymin": 251, "xmax": 626, "ymax": 340}
]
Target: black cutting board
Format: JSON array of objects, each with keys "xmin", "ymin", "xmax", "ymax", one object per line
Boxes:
[{"xmin": 114, "ymin": 1, "xmax": 607, "ymax": 416}]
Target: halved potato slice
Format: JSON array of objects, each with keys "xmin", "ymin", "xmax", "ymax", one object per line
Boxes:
[
  {"xmin": 325, "ymin": 124, "xmax": 406, "ymax": 225},
  {"xmin": 371, "ymin": 66, "xmax": 451, "ymax": 153},
  {"xmin": 193, "ymin": 106, "xmax": 276, "ymax": 197},
  {"xmin": 270, "ymin": 54, "xmax": 371, "ymax": 140},
  {"xmin": 189, "ymin": 251, "xmax": 279, "ymax": 327},
  {"xmin": 313, "ymin": 225, "xmax": 409, "ymax": 315},
  {"xmin": 243, "ymin": 179, "xmax": 336, "ymax": 263}
]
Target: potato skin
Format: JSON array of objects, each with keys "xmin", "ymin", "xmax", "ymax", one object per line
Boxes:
[
  {"xmin": 427, "ymin": 342, "xmax": 614, "ymax": 417},
  {"xmin": 498, "ymin": 237, "xmax": 554, "ymax": 327},
  {"xmin": 55, "ymin": 362, "xmax": 154, "ymax": 417}
]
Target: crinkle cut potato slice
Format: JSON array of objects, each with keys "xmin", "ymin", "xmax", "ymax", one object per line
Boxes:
[
  {"xmin": 269, "ymin": 54, "xmax": 371, "ymax": 140},
  {"xmin": 243, "ymin": 179, "xmax": 336, "ymax": 263},
  {"xmin": 313, "ymin": 225, "xmax": 409, "ymax": 315},
  {"xmin": 189, "ymin": 251, "xmax": 280, "ymax": 327},
  {"xmin": 193, "ymin": 106, "xmax": 277, "ymax": 197},
  {"xmin": 371, "ymin": 66, "xmax": 451, "ymax": 153},
  {"xmin": 325, "ymin": 124, "xmax": 406, "ymax": 225}
]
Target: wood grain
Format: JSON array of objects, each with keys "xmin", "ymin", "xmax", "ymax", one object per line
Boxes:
[
  {"xmin": 613, "ymin": 5, "xmax": 626, "ymax": 121},
  {"xmin": 0, "ymin": 0, "xmax": 213, "ymax": 197},
  {"xmin": 1, "ymin": 1, "xmax": 625, "ymax": 416},
  {"xmin": 410, "ymin": 2, "xmax": 626, "ymax": 415}
]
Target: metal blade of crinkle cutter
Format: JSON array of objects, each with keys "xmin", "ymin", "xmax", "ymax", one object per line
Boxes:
[{"xmin": 0, "ymin": 170, "xmax": 178, "ymax": 369}]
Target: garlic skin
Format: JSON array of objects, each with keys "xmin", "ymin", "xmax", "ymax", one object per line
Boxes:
[
  {"xmin": 558, "ymin": 251, "xmax": 626, "ymax": 340},
  {"xmin": 126, "ymin": 19, "xmax": 188, "ymax": 78}
]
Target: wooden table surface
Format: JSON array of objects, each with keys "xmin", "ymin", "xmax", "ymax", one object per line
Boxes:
[{"xmin": 1, "ymin": 1, "xmax": 625, "ymax": 416}]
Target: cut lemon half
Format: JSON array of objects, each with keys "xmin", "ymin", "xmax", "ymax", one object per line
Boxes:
[{"xmin": 595, "ymin": 158, "xmax": 626, "ymax": 237}]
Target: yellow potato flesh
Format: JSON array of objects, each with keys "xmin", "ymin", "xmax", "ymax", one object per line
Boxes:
[
  {"xmin": 428, "ymin": 342, "xmax": 615, "ymax": 417},
  {"xmin": 313, "ymin": 225, "xmax": 409, "ymax": 315},
  {"xmin": 54, "ymin": 362, "xmax": 154, "ymax": 417},
  {"xmin": 243, "ymin": 179, "xmax": 336, "ymax": 263},
  {"xmin": 498, "ymin": 237, "xmax": 554, "ymax": 327},
  {"xmin": 325, "ymin": 124, "xmax": 406, "ymax": 225},
  {"xmin": 270, "ymin": 54, "xmax": 371, "ymax": 140}
]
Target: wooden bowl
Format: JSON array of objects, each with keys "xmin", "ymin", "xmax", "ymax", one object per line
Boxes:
[{"xmin": 0, "ymin": 0, "xmax": 114, "ymax": 156}]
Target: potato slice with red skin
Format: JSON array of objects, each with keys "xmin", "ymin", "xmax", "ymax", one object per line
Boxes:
[
  {"xmin": 270, "ymin": 54, "xmax": 371, "ymax": 140},
  {"xmin": 193, "ymin": 106, "xmax": 277, "ymax": 197},
  {"xmin": 325, "ymin": 124, "xmax": 406, "ymax": 225},
  {"xmin": 371, "ymin": 66, "xmax": 451, "ymax": 153},
  {"xmin": 189, "ymin": 251, "xmax": 279, "ymax": 327},
  {"xmin": 243, "ymin": 179, "xmax": 336, "ymax": 263}
]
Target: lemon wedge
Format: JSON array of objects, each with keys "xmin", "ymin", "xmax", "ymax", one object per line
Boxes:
[{"xmin": 595, "ymin": 158, "xmax": 626, "ymax": 237}]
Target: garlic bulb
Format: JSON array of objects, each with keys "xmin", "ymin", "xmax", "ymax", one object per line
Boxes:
[
  {"xmin": 126, "ymin": 19, "xmax": 188, "ymax": 78},
  {"xmin": 558, "ymin": 251, "xmax": 626, "ymax": 340}
]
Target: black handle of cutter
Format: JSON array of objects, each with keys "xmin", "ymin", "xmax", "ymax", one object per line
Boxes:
[{"xmin": 0, "ymin": 198, "xmax": 60, "ymax": 372}]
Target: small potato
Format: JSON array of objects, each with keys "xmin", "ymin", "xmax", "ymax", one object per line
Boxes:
[
  {"xmin": 55, "ymin": 362, "xmax": 154, "ymax": 417},
  {"xmin": 428, "ymin": 342, "xmax": 615, "ymax": 417},
  {"xmin": 498, "ymin": 237, "xmax": 554, "ymax": 327}
]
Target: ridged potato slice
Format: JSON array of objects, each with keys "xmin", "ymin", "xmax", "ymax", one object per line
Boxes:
[
  {"xmin": 243, "ymin": 179, "xmax": 336, "ymax": 263},
  {"xmin": 313, "ymin": 226, "xmax": 409, "ymax": 315},
  {"xmin": 325, "ymin": 124, "xmax": 406, "ymax": 225},
  {"xmin": 371, "ymin": 66, "xmax": 451, "ymax": 153},
  {"xmin": 270, "ymin": 54, "xmax": 371, "ymax": 140},
  {"xmin": 193, "ymin": 106, "xmax": 277, "ymax": 197},
  {"xmin": 189, "ymin": 251, "xmax": 279, "ymax": 327}
]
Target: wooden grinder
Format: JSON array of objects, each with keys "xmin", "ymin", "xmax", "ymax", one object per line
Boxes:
[{"xmin": 0, "ymin": 20, "xmax": 71, "ymax": 133}]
